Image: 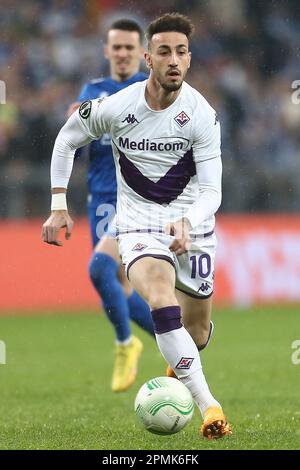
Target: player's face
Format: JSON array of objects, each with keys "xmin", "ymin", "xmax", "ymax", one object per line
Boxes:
[
  {"xmin": 145, "ymin": 32, "xmax": 191, "ymax": 92},
  {"xmin": 105, "ymin": 29, "xmax": 144, "ymax": 81}
]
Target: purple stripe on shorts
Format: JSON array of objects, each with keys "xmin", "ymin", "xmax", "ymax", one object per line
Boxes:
[
  {"xmin": 175, "ymin": 286, "xmax": 213, "ymax": 299},
  {"xmin": 117, "ymin": 228, "xmax": 214, "ymax": 239},
  {"xmin": 126, "ymin": 254, "xmax": 175, "ymax": 280},
  {"xmin": 151, "ymin": 306, "xmax": 182, "ymax": 334}
]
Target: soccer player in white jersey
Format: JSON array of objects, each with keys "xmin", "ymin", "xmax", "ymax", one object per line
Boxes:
[{"xmin": 42, "ymin": 13, "xmax": 232, "ymax": 439}]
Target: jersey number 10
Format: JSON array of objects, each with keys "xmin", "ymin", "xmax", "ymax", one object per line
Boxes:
[{"xmin": 190, "ymin": 254, "xmax": 211, "ymax": 279}]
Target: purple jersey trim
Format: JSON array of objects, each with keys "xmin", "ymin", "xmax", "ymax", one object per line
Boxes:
[
  {"xmin": 116, "ymin": 145, "xmax": 196, "ymax": 205},
  {"xmin": 203, "ymin": 229, "xmax": 215, "ymax": 239}
]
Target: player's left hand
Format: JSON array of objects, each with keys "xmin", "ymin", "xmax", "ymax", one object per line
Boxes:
[{"xmin": 165, "ymin": 218, "xmax": 192, "ymax": 256}]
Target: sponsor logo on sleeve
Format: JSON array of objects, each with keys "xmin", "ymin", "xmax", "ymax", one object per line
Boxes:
[{"xmin": 79, "ymin": 100, "xmax": 92, "ymax": 119}]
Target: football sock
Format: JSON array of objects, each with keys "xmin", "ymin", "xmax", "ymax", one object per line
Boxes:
[
  {"xmin": 128, "ymin": 291, "xmax": 155, "ymax": 336},
  {"xmin": 89, "ymin": 252, "xmax": 131, "ymax": 342},
  {"xmin": 151, "ymin": 306, "xmax": 220, "ymax": 416}
]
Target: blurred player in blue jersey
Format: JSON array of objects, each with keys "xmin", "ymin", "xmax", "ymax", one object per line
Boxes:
[{"xmin": 68, "ymin": 20, "xmax": 154, "ymax": 392}]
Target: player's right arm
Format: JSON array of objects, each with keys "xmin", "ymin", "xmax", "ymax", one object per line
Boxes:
[{"xmin": 42, "ymin": 98, "xmax": 111, "ymax": 246}]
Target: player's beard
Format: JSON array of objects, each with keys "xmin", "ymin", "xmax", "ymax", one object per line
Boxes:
[
  {"xmin": 156, "ymin": 71, "xmax": 184, "ymax": 92},
  {"xmin": 161, "ymin": 80, "xmax": 182, "ymax": 92}
]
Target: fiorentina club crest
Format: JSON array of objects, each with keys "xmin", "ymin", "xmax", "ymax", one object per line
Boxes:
[
  {"xmin": 175, "ymin": 357, "xmax": 194, "ymax": 369},
  {"xmin": 174, "ymin": 111, "xmax": 190, "ymax": 127},
  {"xmin": 132, "ymin": 243, "xmax": 147, "ymax": 251}
]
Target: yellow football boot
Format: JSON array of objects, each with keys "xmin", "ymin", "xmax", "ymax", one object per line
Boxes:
[{"xmin": 111, "ymin": 336, "xmax": 143, "ymax": 392}]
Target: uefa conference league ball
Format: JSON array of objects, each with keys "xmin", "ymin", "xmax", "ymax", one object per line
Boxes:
[{"xmin": 134, "ymin": 376, "xmax": 194, "ymax": 435}]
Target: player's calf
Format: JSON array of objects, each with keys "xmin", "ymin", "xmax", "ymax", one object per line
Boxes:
[
  {"xmin": 166, "ymin": 321, "xmax": 214, "ymax": 377},
  {"xmin": 194, "ymin": 320, "xmax": 214, "ymax": 351}
]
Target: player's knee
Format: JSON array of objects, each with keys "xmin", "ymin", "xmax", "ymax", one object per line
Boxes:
[
  {"xmin": 133, "ymin": 263, "xmax": 176, "ymax": 309},
  {"xmin": 148, "ymin": 285, "xmax": 177, "ymax": 310},
  {"xmin": 89, "ymin": 252, "xmax": 118, "ymax": 288},
  {"xmin": 148, "ymin": 270, "xmax": 177, "ymax": 310}
]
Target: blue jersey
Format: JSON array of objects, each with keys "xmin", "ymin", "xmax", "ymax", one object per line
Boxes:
[{"xmin": 78, "ymin": 72, "xmax": 148, "ymax": 201}]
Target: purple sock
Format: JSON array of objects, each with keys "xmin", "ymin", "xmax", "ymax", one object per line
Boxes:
[{"xmin": 151, "ymin": 306, "xmax": 182, "ymax": 334}]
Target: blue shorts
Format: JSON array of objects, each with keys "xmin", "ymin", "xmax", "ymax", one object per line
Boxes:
[{"xmin": 87, "ymin": 195, "xmax": 117, "ymax": 248}]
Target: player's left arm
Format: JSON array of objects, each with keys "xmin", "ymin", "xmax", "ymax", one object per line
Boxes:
[
  {"xmin": 167, "ymin": 107, "xmax": 222, "ymax": 255},
  {"xmin": 184, "ymin": 156, "xmax": 222, "ymax": 228},
  {"xmin": 184, "ymin": 106, "xmax": 222, "ymax": 229}
]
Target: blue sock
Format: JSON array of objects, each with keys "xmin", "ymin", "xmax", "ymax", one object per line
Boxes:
[
  {"xmin": 127, "ymin": 291, "xmax": 155, "ymax": 336},
  {"xmin": 89, "ymin": 252, "xmax": 131, "ymax": 342}
]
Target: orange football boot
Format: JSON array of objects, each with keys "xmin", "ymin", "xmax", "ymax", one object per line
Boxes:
[
  {"xmin": 201, "ymin": 406, "xmax": 232, "ymax": 439},
  {"xmin": 166, "ymin": 365, "xmax": 178, "ymax": 379}
]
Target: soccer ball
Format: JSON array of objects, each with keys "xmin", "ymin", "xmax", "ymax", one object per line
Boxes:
[{"xmin": 134, "ymin": 376, "xmax": 194, "ymax": 435}]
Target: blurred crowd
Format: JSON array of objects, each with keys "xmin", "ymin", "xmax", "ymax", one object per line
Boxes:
[{"xmin": 0, "ymin": 0, "xmax": 299, "ymax": 218}]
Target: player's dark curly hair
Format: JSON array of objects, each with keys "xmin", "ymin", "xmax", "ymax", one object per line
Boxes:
[
  {"xmin": 108, "ymin": 19, "xmax": 144, "ymax": 44},
  {"xmin": 146, "ymin": 13, "xmax": 194, "ymax": 45}
]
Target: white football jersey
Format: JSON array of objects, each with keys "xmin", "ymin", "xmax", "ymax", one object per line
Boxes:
[{"xmin": 51, "ymin": 80, "xmax": 222, "ymax": 236}]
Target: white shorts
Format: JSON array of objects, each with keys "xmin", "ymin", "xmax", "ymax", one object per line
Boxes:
[{"xmin": 118, "ymin": 231, "xmax": 216, "ymax": 299}]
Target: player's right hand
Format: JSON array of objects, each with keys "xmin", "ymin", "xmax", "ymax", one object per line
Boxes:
[{"xmin": 42, "ymin": 211, "xmax": 74, "ymax": 246}]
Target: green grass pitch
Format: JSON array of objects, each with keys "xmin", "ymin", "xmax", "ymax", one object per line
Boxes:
[{"xmin": 0, "ymin": 306, "xmax": 299, "ymax": 450}]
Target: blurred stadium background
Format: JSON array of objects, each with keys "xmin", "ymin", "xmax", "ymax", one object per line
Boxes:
[
  {"xmin": 1, "ymin": 0, "xmax": 300, "ymax": 452},
  {"xmin": 0, "ymin": 0, "xmax": 299, "ymax": 310}
]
